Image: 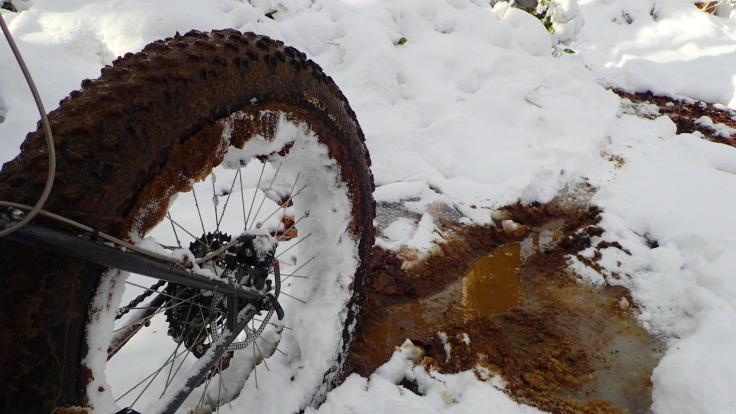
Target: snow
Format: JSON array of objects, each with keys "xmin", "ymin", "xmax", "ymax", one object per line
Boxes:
[
  {"xmin": 696, "ymin": 115, "xmax": 736, "ymax": 137},
  {"xmin": 575, "ymin": 0, "xmax": 736, "ymax": 107},
  {"xmin": 437, "ymin": 331, "xmax": 452, "ymax": 362},
  {"xmin": 309, "ymin": 341, "xmax": 545, "ymax": 414},
  {"xmin": 2, "ymin": 0, "xmax": 736, "ymax": 413},
  {"xmin": 586, "ymin": 126, "xmax": 736, "ymax": 413}
]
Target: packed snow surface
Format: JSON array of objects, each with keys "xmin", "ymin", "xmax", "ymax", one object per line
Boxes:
[{"xmin": 2, "ymin": 0, "xmax": 736, "ymax": 412}]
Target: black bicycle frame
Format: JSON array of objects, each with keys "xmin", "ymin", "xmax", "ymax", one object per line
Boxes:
[
  {"xmin": 0, "ymin": 215, "xmax": 261, "ymax": 303},
  {"xmin": 0, "ymin": 214, "xmax": 267, "ymax": 414}
]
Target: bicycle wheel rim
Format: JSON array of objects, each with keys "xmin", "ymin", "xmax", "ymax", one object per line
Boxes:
[{"xmin": 85, "ymin": 112, "xmax": 363, "ymax": 413}]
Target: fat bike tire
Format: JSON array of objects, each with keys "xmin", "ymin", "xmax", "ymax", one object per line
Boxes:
[{"xmin": 0, "ymin": 29, "xmax": 374, "ymax": 413}]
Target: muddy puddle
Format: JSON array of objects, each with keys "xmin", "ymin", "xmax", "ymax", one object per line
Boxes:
[{"xmin": 347, "ymin": 203, "xmax": 662, "ymax": 414}]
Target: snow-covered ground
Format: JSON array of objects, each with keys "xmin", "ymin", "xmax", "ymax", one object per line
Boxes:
[{"xmin": 2, "ymin": 0, "xmax": 736, "ymax": 412}]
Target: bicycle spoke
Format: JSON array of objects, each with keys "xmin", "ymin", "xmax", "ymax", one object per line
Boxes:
[
  {"xmin": 163, "ymin": 344, "xmax": 195, "ymax": 395},
  {"xmin": 197, "ymin": 373, "xmax": 213, "ymax": 411},
  {"xmin": 159, "ymin": 315, "xmax": 211, "ymax": 398},
  {"xmin": 216, "ymin": 356, "xmax": 233, "ymax": 410},
  {"xmin": 253, "ymin": 339, "xmax": 270, "ymax": 371},
  {"xmin": 239, "ymin": 169, "xmax": 247, "ymax": 229},
  {"xmin": 245, "ymin": 161, "xmax": 267, "ymax": 230},
  {"xmin": 260, "ymin": 182, "xmax": 307, "ymax": 227},
  {"xmin": 253, "ymin": 317, "xmax": 292, "ymax": 331},
  {"xmin": 277, "ymin": 173, "xmax": 302, "ymax": 230},
  {"xmin": 124, "ymin": 315, "xmax": 210, "ymax": 406},
  {"xmin": 257, "ymin": 335, "xmax": 288, "ymax": 356},
  {"xmin": 167, "ymin": 212, "xmax": 183, "ymax": 249},
  {"xmin": 110, "ymin": 287, "xmax": 211, "ymax": 363},
  {"xmin": 211, "ymin": 173, "xmax": 220, "ymax": 234},
  {"xmin": 115, "ymin": 348, "xmax": 189, "ymax": 403},
  {"xmin": 279, "ymin": 255, "xmax": 316, "ymax": 283},
  {"xmin": 112, "ymin": 305, "xmax": 166, "ymax": 336},
  {"xmin": 162, "ymin": 302, "xmax": 199, "ymax": 394},
  {"xmin": 281, "ymin": 274, "xmax": 308, "ymax": 280},
  {"xmin": 217, "ymin": 361, "xmax": 224, "ymax": 413},
  {"xmin": 167, "ymin": 215, "xmax": 212, "ymax": 252},
  {"xmin": 250, "ymin": 162, "xmax": 283, "ymax": 230},
  {"xmin": 120, "ymin": 282, "xmax": 209, "ymax": 314},
  {"xmin": 285, "ymin": 255, "xmax": 315, "ymax": 276},
  {"xmin": 278, "ymin": 211, "xmax": 309, "ymax": 239},
  {"xmin": 194, "ymin": 237, "xmax": 243, "ymax": 264},
  {"xmin": 279, "ymin": 291, "xmax": 306, "ymax": 304},
  {"xmin": 252, "ymin": 324, "xmax": 258, "ymax": 389},
  {"xmin": 275, "ymin": 233, "xmax": 312, "ymax": 259},
  {"xmin": 163, "ymin": 334, "xmax": 187, "ymax": 392},
  {"xmin": 113, "ymin": 292, "xmax": 201, "ymax": 333},
  {"xmin": 118, "ymin": 305, "xmax": 172, "ymax": 312},
  {"xmin": 191, "ymin": 185, "xmax": 208, "ymax": 243},
  {"xmin": 217, "ymin": 168, "xmax": 242, "ymax": 228}
]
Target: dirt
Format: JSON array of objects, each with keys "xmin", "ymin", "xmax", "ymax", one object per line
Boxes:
[
  {"xmin": 614, "ymin": 89, "xmax": 736, "ymax": 148},
  {"xmin": 345, "ymin": 197, "xmax": 661, "ymax": 414}
]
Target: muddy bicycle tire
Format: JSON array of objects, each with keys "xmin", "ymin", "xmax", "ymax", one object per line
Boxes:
[{"xmin": 0, "ymin": 29, "xmax": 374, "ymax": 413}]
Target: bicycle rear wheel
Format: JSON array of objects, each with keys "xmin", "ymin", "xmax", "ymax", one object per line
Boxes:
[{"xmin": 0, "ymin": 29, "xmax": 374, "ymax": 413}]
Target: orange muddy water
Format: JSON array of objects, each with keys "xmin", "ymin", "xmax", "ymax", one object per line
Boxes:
[
  {"xmin": 347, "ymin": 203, "xmax": 661, "ymax": 414},
  {"xmin": 462, "ymin": 243, "xmax": 526, "ymax": 315}
]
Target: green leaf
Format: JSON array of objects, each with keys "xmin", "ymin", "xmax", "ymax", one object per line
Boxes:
[
  {"xmin": 396, "ymin": 37, "xmax": 407, "ymax": 46},
  {"xmin": 265, "ymin": 10, "xmax": 278, "ymax": 20},
  {"xmin": 563, "ymin": 48, "xmax": 576, "ymax": 54}
]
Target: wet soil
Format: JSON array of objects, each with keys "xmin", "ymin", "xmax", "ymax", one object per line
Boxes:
[
  {"xmin": 345, "ymin": 200, "xmax": 662, "ymax": 414},
  {"xmin": 614, "ymin": 89, "xmax": 736, "ymax": 147}
]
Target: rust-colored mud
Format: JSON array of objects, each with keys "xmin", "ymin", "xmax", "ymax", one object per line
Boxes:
[
  {"xmin": 346, "ymin": 201, "xmax": 661, "ymax": 413},
  {"xmin": 614, "ymin": 89, "xmax": 736, "ymax": 148}
]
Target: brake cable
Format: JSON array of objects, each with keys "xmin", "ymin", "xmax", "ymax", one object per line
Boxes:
[
  {"xmin": 0, "ymin": 11, "xmax": 56, "ymax": 238},
  {"xmin": 0, "ymin": 13, "xmax": 180, "ymax": 263}
]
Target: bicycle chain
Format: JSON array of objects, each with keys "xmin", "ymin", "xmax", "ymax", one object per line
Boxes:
[{"xmin": 115, "ymin": 279, "xmax": 167, "ymax": 320}]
